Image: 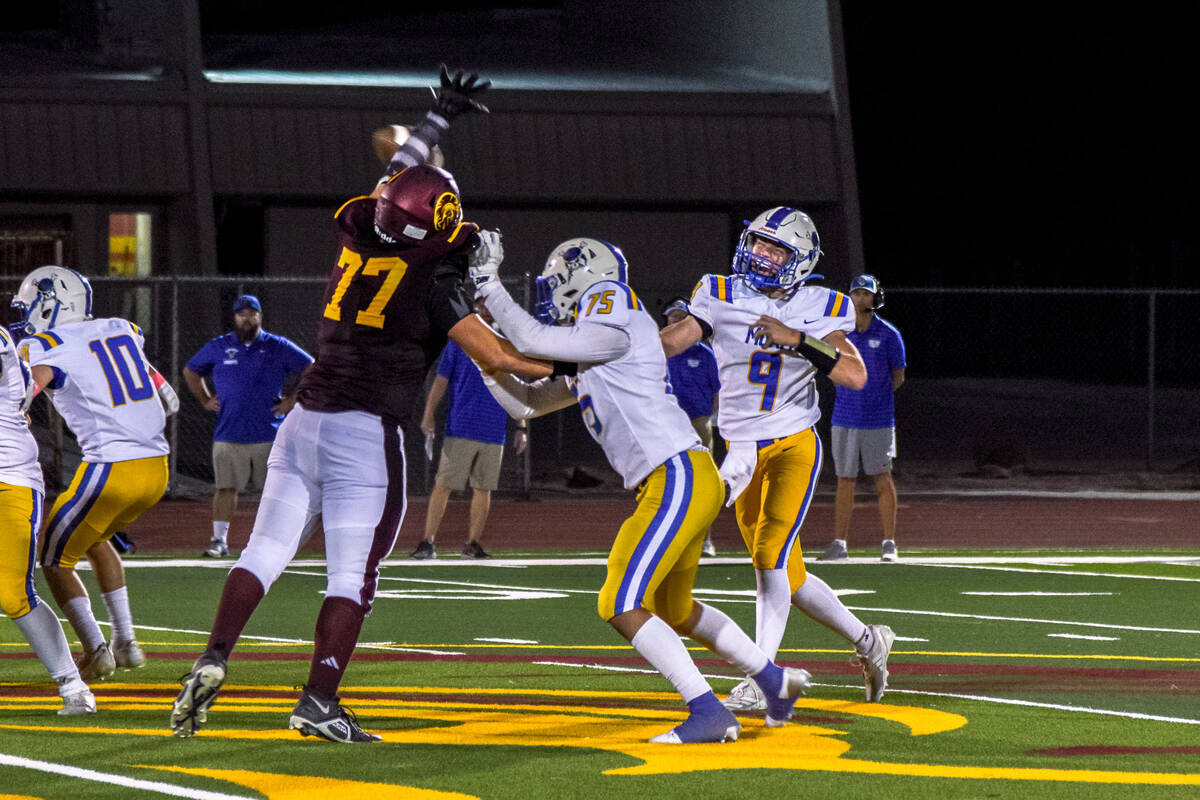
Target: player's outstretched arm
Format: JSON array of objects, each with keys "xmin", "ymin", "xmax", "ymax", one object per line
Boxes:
[
  {"xmin": 148, "ymin": 365, "xmax": 180, "ymax": 416},
  {"xmin": 479, "ymin": 371, "xmax": 576, "ymax": 420},
  {"xmin": 660, "ymin": 315, "xmax": 704, "ymax": 357},
  {"xmin": 449, "ymin": 314, "xmax": 552, "ymax": 379}
]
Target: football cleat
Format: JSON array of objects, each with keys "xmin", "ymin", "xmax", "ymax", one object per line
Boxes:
[
  {"xmin": 203, "ymin": 540, "xmax": 230, "ymax": 558},
  {"xmin": 289, "ymin": 688, "xmax": 381, "ymax": 743},
  {"xmin": 701, "ymin": 536, "xmax": 716, "ymax": 557},
  {"xmin": 760, "ymin": 667, "xmax": 813, "ymax": 727},
  {"xmin": 650, "ymin": 695, "xmax": 740, "ymax": 744},
  {"xmin": 113, "ymin": 639, "xmax": 145, "ymax": 669},
  {"xmin": 720, "ymin": 678, "xmax": 766, "ymax": 712},
  {"xmin": 880, "ymin": 540, "xmax": 899, "ymax": 562},
  {"xmin": 818, "ymin": 540, "xmax": 849, "ymax": 561},
  {"xmin": 170, "ymin": 656, "xmax": 227, "ymax": 738},
  {"xmin": 58, "ymin": 689, "xmax": 97, "ymax": 715},
  {"xmin": 76, "ymin": 643, "xmax": 115, "ymax": 683},
  {"xmin": 857, "ymin": 624, "xmax": 896, "ymax": 702},
  {"xmin": 461, "ymin": 540, "xmax": 490, "ymax": 559},
  {"xmin": 411, "ymin": 540, "xmax": 436, "ymax": 560}
]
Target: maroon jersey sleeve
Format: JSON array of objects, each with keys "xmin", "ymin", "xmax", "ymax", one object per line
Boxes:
[{"xmin": 296, "ymin": 198, "xmax": 478, "ymax": 425}]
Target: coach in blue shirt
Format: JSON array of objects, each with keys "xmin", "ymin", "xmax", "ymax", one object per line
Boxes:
[
  {"xmin": 412, "ymin": 301, "xmax": 527, "ymax": 560},
  {"xmin": 819, "ymin": 275, "xmax": 907, "ymax": 563},
  {"xmin": 662, "ymin": 298, "xmax": 721, "ymax": 556},
  {"xmin": 183, "ymin": 295, "xmax": 313, "ymax": 558}
]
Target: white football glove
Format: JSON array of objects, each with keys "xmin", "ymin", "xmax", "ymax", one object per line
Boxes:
[
  {"xmin": 718, "ymin": 440, "xmax": 759, "ymax": 507},
  {"xmin": 469, "ymin": 229, "xmax": 504, "ymax": 297}
]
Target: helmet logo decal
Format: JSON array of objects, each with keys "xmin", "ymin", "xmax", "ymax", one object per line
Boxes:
[{"xmin": 433, "ymin": 192, "xmax": 461, "ymax": 231}]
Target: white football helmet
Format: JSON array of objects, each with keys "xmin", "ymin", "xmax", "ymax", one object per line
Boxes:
[
  {"xmin": 12, "ymin": 265, "xmax": 94, "ymax": 335},
  {"xmin": 731, "ymin": 207, "xmax": 822, "ymax": 293},
  {"xmin": 535, "ymin": 238, "xmax": 628, "ymax": 324}
]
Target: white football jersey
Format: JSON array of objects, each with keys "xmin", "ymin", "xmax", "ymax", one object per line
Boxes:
[
  {"xmin": 23, "ymin": 318, "xmax": 168, "ymax": 463},
  {"xmin": 0, "ymin": 328, "xmax": 44, "ymax": 492},
  {"xmin": 689, "ymin": 275, "xmax": 854, "ymax": 441},
  {"xmin": 568, "ymin": 280, "xmax": 701, "ymax": 488}
]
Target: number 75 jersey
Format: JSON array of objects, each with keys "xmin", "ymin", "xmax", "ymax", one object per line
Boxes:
[
  {"xmin": 689, "ymin": 275, "xmax": 854, "ymax": 442},
  {"xmin": 23, "ymin": 318, "xmax": 168, "ymax": 463}
]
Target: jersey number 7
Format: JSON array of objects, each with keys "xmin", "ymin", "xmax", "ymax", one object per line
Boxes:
[{"xmin": 324, "ymin": 247, "xmax": 409, "ymax": 329}]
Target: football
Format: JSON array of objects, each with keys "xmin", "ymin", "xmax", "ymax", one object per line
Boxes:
[{"xmin": 372, "ymin": 124, "xmax": 445, "ymax": 168}]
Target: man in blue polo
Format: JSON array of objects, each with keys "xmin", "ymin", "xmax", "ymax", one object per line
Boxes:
[
  {"xmin": 819, "ymin": 275, "xmax": 907, "ymax": 562},
  {"xmin": 413, "ymin": 301, "xmax": 527, "ymax": 560},
  {"xmin": 183, "ymin": 295, "xmax": 313, "ymax": 557},
  {"xmin": 662, "ymin": 298, "xmax": 721, "ymax": 556}
]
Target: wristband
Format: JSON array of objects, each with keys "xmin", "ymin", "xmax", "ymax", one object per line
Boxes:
[
  {"xmin": 550, "ymin": 360, "xmax": 577, "ymax": 378},
  {"xmin": 782, "ymin": 332, "xmax": 841, "ymax": 375}
]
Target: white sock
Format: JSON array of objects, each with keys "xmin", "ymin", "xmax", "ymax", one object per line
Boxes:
[
  {"xmin": 100, "ymin": 586, "xmax": 135, "ymax": 646},
  {"xmin": 792, "ymin": 571, "xmax": 868, "ymax": 644},
  {"xmin": 687, "ymin": 602, "xmax": 769, "ymax": 676},
  {"xmin": 62, "ymin": 595, "xmax": 105, "ymax": 653},
  {"xmin": 755, "ymin": 568, "xmax": 792, "ymax": 660},
  {"xmin": 212, "ymin": 520, "xmax": 230, "ymax": 544},
  {"xmin": 629, "ymin": 615, "xmax": 711, "ymax": 703},
  {"xmin": 14, "ymin": 602, "xmax": 82, "ymax": 686}
]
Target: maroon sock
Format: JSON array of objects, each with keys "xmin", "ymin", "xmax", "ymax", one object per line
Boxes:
[
  {"xmin": 206, "ymin": 567, "xmax": 265, "ymax": 660},
  {"xmin": 306, "ymin": 596, "xmax": 365, "ymax": 698}
]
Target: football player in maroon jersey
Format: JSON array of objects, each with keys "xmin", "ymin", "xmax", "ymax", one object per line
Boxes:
[{"xmin": 171, "ymin": 67, "xmax": 551, "ymax": 743}]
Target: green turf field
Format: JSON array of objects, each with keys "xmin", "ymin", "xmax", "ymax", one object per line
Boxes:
[{"xmin": 3, "ymin": 548, "xmax": 1199, "ymax": 799}]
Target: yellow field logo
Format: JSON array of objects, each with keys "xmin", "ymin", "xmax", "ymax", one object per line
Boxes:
[{"xmin": 433, "ymin": 192, "xmax": 462, "ymax": 231}]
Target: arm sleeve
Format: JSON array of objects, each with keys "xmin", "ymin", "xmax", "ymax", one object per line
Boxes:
[
  {"xmin": 482, "ymin": 282, "xmax": 630, "ymax": 363},
  {"xmin": 889, "ymin": 328, "xmax": 907, "ymax": 369},
  {"xmin": 427, "ymin": 259, "xmax": 478, "ymax": 334},
  {"xmin": 282, "ymin": 338, "xmax": 314, "ymax": 372},
  {"xmin": 185, "ymin": 340, "xmax": 217, "ymax": 376},
  {"xmin": 382, "ymin": 110, "xmax": 450, "ymax": 180},
  {"xmin": 478, "ymin": 371, "xmax": 578, "ymax": 419}
]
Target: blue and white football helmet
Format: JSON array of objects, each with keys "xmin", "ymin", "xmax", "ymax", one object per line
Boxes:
[
  {"xmin": 535, "ymin": 238, "xmax": 628, "ymax": 324},
  {"xmin": 12, "ymin": 265, "xmax": 94, "ymax": 335},
  {"xmin": 731, "ymin": 207, "xmax": 822, "ymax": 293}
]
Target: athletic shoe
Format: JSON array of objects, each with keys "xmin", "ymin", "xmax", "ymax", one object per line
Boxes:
[
  {"xmin": 170, "ymin": 655, "xmax": 227, "ymax": 738},
  {"xmin": 857, "ymin": 624, "xmax": 896, "ymax": 702},
  {"xmin": 113, "ymin": 639, "xmax": 145, "ymax": 669},
  {"xmin": 461, "ymin": 540, "xmax": 490, "ymax": 559},
  {"xmin": 650, "ymin": 694, "xmax": 740, "ymax": 743},
  {"xmin": 758, "ymin": 666, "xmax": 813, "ymax": 727},
  {"xmin": 289, "ymin": 688, "xmax": 381, "ymax": 743},
  {"xmin": 411, "ymin": 540, "xmax": 436, "ymax": 560},
  {"xmin": 818, "ymin": 540, "xmax": 849, "ymax": 561},
  {"xmin": 203, "ymin": 540, "xmax": 230, "ymax": 558},
  {"xmin": 701, "ymin": 536, "xmax": 716, "ymax": 557},
  {"xmin": 76, "ymin": 643, "xmax": 115, "ymax": 683},
  {"xmin": 720, "ymin": 677, "xmax": 766, "ymax": 712},
  {"xmin": 58, "ymin": 689, "xmax": 97, "ymax": 715},
  {"xmin": 880, "ymin": 540, "xmax": 899, "ymax": 562}
]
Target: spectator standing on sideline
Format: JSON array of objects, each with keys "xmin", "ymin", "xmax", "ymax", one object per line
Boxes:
[
  {"xmin": 819, "ymin": 275, "xmax": 907, "ymax": 562},
  {"xmin": 183, "ymin": 295, "xmax": 313, "ymax": 558},
  {"xmin": 413, "ymin": 300, "xmax": 528, "ymax": 560},
  {"xmin": 661, "ymin": 297, "xmax": 720, "ymax": 556}
]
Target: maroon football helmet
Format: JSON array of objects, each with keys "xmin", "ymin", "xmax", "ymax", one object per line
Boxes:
[{"xmin": 374, "ymin": 164, "xmax": 464, "ymax": 244}]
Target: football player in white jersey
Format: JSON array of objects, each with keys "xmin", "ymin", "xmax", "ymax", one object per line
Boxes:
[
  {"xmin": 12, "ymin": 266, "xmax": 178, "ymax": 684},
  {"xmin": 470, "ymin": 234, "xmax": 810, "ymax": 743},
  {"xmin": 661, "ymin": 207, "xmax": 897, "ymax": 709},
  {"xmin": 0, "ymin": 325, "xmax": 95, "ymax": 714}
]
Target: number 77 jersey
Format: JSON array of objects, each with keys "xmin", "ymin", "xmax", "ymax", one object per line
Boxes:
[
  {"xmin": 23, "ymin": 317, "xmax": 168, "ymax": 462},
  {"xmin": 688, "ymin": 275, "xmax": 854, "ymax": 442}
]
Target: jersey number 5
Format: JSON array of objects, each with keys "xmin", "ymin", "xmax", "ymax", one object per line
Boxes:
[
  {"xmin": 90, "ymin": 335, "xmax": 153, "ymax": 407},
  {"xmin": 323, "ymin": 247, "xmax": 409, "ymax": 329}
]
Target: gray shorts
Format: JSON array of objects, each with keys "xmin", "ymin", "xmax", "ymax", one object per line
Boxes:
[
  {"xmin": 831, "ymin": 425, "xmax": 896, "ymax": 478},
  {"xmin": 436, "ymin": 436, "xmax": 504, "ymax": 492},
  {"xmin": 212, "ymin": 440, "xmax": 274, "ymax": 491}
]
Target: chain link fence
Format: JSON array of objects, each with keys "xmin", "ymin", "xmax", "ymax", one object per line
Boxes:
[{"xmin": 5, "ymin": 277, "xmax": 1198, "ymax": 497}]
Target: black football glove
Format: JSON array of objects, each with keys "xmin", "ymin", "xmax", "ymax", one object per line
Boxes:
[{"xmin": 431, "ymin": 64, "xmax": 492, "ymax": 119}]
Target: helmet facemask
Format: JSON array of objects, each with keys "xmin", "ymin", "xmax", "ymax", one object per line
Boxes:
[
  {"xmin": 731, "ymin": 207, "xmax": 822, "ymax": 293},
  {"xmin": 12, "ymin": 266, "xmax": 94, "ymax": 335}
]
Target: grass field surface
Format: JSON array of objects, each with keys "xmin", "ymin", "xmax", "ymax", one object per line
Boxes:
[{"xmin": 3, "ymin": 547, "xmax": 1198, "ymax": 799}]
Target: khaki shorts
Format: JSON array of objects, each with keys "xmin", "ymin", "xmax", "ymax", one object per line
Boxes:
[
  {"xmin": 213, "ymin": 441, "xmax": 274, "ymax": 491},
  {"xmin": 436, "ymin": 436, "xmax": 504, "ymax": 492}
]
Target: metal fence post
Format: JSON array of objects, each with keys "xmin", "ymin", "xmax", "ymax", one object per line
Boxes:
[
  {"xmin": 169, "ymin": 277, "xmax": 180, "ymax": 493},
  {"xmin": 1146, "ymin": 290, "xmax": 1156, "ymax": 470}
]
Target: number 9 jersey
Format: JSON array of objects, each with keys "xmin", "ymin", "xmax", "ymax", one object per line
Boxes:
[
  {"xmin": 22, "ymin": 318, "xmax": 168, "ymax": 463},
  {"xmin": 688, "ymin": 275, "xmax": 853, "ymax": 442}
]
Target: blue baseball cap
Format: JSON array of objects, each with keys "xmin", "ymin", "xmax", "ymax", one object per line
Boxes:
[
  {"xmin": 232, "ymin": 294, "xmax": 261, "ymax": 313},
  {"xmin": 849, "ymin": 275, "xmax": 880, "ymax": 294}
]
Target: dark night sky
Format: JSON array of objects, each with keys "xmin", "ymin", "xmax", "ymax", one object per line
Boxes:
[{"xmin": 840, "ymin": 4, "xmax": 1200, "ymax": 289}]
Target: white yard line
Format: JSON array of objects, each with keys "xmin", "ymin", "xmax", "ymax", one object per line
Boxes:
[
  {"xmin": 0, "ymin": 753, "xmax": 253, "ymax": 799},
  {"xmin": 844, "ymin": 606, "xmax": 1200, "ymax": 635}
]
